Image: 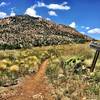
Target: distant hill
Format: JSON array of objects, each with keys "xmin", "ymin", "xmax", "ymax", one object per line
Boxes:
[{"xmin": 0, "ymin": 15, "xmax": 94, "ymax": 49}]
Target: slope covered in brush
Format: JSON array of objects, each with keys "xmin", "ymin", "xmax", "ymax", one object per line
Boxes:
[{"xmin": 0, "ymin": 15, "xmax": 93, "ymax": 49}]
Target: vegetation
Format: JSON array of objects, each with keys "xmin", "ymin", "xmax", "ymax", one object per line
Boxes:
[
  {"xmin": 0, "ymin": 15, "xmax": 93, "ymax": 49},
  {"xmin": 0, "ymin": 43, "xmax": 100, "ymax": 99}
]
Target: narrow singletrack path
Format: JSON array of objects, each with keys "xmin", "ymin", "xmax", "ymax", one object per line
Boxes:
[{"xmin": 1, "ymin": 59, "xmax": 54, "ymax": 100}]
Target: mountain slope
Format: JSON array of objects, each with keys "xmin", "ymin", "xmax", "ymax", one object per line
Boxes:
[{"xmin": 0, "ymin": 15, "xmax": 93, "ymax": 49}]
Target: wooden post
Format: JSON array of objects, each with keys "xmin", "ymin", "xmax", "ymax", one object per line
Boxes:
[{"xmin": 90, "ymin": 50, "xmax": 99, "ymax": 72}]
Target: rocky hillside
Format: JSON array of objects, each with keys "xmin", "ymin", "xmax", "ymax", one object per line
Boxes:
[{"xmin": 0, "ymin": 15, "xmax": 93, "ymax": 49}]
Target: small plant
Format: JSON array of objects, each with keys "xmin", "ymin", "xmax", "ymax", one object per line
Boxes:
[
  {"xmin": 90, "ymin": 71, "xmax": 100, "ymax": 83},
  {"xmin": 60, "ymin": 56, "xmax": 87, "ymax": 75},
  {"xmin": 9, "ymin": 65, "xmax": 19, "ymax": 72},
  {"xmin": 87, "ymin": 84, "xmax": 100, "ymax": 95},
  {"xmin": 46, "ymin": 59, "xmax": 60, "ymax": 82}
]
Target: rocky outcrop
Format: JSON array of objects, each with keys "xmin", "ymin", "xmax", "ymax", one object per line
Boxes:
[{"xmin": 0, "ymin": 15, "xmax": 93, "ymax": 49}]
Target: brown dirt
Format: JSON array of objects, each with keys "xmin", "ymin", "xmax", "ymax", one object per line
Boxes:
[{"xmin": 0, "ymin": 59, "xmax": 54, "ymax": 100}]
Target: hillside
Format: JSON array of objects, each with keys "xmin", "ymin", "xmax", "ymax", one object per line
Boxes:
[{"xmin": 0, "ymin": 15, "xmax": 93, "ymax": 49}]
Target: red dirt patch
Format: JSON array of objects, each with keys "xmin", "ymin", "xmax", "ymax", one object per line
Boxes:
[{"xmin": 0, "ymin": 59, "xmax": 54, "ymax": 100}]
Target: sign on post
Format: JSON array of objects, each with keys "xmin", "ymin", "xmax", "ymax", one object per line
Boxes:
[{"xmin": 90, "ymin": 42, "xmax": 100, "ymax": 72}]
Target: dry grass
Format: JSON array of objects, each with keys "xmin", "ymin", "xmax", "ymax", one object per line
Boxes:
[{"xmin": 0, "ymin": 42, "xmax": 100, "ymax": 100}]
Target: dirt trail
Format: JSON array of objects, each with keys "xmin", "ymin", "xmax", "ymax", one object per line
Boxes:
[{"xmin": 1, "ymin": 59, "xmax": 54, "ymax": 100}]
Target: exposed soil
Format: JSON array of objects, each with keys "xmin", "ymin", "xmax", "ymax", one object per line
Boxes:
[{"xmin": 0, "ymin": 59, "xmax": 54, "ymax": 100}]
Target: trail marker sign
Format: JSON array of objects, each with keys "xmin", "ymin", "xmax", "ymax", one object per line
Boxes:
[{"xmin": 90, "ymin": 42, "xmax": 100, "ymax": 72}]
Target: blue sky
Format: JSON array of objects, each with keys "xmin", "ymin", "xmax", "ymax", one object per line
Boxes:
[{"xmin": 0, "ymin": 0, "xmax": 100, "ymax": 40}]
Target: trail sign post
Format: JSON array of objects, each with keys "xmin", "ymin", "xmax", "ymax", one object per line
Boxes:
[{"xmin": 90, "ymin": 42, "xmax": 100, "ymax": 72}]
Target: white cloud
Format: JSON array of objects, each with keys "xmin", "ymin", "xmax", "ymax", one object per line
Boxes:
[
  {"xmin": 0, "ymin": 9, "xmax": 16, "ymax": 18},
  {"xmin": 86, "ymin": 27, "xmax": 90, "ymax": 30},
  {"xmin": 48, "ymin": 11, "xmax": 57, "ymax": 16},
  {"xmin": 0, "ymin": 12, "xmax": 7, "ymax": 18},
  {"xmin": 25, "ymin": 6, "xmax": 41, "ymax": 18},
  {"xmin": 25, "ymin": 1, "xmax": 70, "ymax": 18},
  {"xmin": 81, "ymin": 26, "xmax": 90, "ymax": 30},
  {"xmin": 47, "ymin": 4, "xmax": 70, "ymax": 10},
  {"xmin": 37, "ymin": 1, "xmax": 70, "ymax": 10},
  {"xmin": 81, "ymin": 32, "xmax": 85, "ymax": 34},
  {"xmin": 0, "ymin": 2, "xmax": 7, "ymax": 7},
  {"xmin": 10, "ymin": 9, "xmax": 16, "ymax": 16},
  {"xmin": 61, "ymin": 2, "xmax": 68, "ymax": 5},
  {"xmin": 81, "ymin": 26, "xmax": 85, "ymax": 29},
  {"xmin": 46, "ymin": 18, "xmax": 51, "ymax": 21},
  {"xmin": 37, "ymin": 2, "xmax": 46, "ymax": 7},
  {"xmin": 88, "ymin": 28, "xmax": 100, "ymax": 34},
  {"xmin": 69, "ymin": 22, "xmax": 76, "ymax": 28}
]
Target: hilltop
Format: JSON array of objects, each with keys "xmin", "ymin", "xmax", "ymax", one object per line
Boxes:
[{"xmin": 0, "ymin": 15, "xmax": 93, "ymax": 49}]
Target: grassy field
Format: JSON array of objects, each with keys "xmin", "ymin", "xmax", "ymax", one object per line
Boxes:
[{"xmin": 0, "ymin": 43, "xmax": 100, "ymax": 99}]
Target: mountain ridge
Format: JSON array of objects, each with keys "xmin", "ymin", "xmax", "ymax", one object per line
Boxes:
[{"xmin": 0, "ymin": 15, "xmax": 94, "ymax": 49}]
